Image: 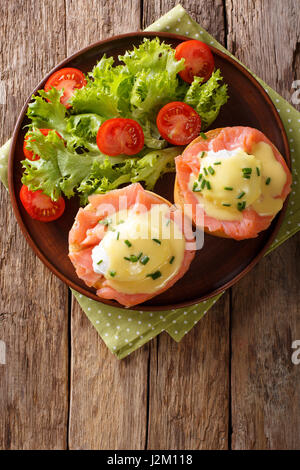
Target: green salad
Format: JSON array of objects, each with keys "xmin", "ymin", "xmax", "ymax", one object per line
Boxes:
[{"xmin": 22, "ymin": 38, "xmax": 228, "ymax": 206}]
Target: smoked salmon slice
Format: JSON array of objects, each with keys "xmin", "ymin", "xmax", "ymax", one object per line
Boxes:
[{"xmin": 175, "ymin": 127, "xmax": 292, "ymax": 240}]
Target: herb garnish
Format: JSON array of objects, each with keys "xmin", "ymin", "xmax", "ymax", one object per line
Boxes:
[
  {"xmin": 99, "ymin": 217, "xmax": 111, "ymax": 226},
  {"xmin": 140, "ymin": 255, "xmax": 150, "ymax": 265},
  {"xmin": 146, "ymin": 270, "xmax": 162, "ymax": 280},
  {"xmin": 237, "ymin": 201, "xmax": 246, "ymax": 211}
]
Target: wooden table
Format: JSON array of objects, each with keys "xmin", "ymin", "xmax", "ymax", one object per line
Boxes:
[{"xmin": 0, "ymin": 0, "xmax": 299, "ymax": 450}]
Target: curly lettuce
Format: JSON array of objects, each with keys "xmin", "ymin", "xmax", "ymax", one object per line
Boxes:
[
  {"xmin": 184, "ymin": 69, "xmax": 229, "ymax": 130},
  {"xmin": 23, "ymin": 38, "xmax": 229, "ymax": 204},
  {"xmin": 21, "ymin": 128, "xmax": 183, "ymax": 203}
]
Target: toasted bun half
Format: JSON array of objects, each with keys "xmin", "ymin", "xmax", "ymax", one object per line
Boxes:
[
  {"xmin": 174, "ymin": 126, "xmax": 292, "ymax": 240},
  {"xmin": 68, "ymin": 183, "xmax": 195, "ymax": 307}
]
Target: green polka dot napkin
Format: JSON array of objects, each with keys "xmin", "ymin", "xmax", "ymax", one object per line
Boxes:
[{"xmin": 1, "ymin": 4, "xmax": 299, "ymax": 359}]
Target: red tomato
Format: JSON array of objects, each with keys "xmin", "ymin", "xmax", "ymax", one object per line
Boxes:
[
  {"xmin": 156, "ymin": 102, "xmax": 202, "ymax": 146},
  {"xmin": 44, "ymin": 67, "xmax": 86, "ymax": 108},
  {"xmin": 96, "ymin": 118, "xmax": 144, "ymax": 156},
  {"xmin": 175, "ymin": 40, "xmax": 214, "ymax": 83},
  {"xmin": 20, "ymin": 185, "xmax": 65, "ymax": 222},
  {"xmin": 23, "ymin": 129, "xmax": 62, "ymax": 161}
]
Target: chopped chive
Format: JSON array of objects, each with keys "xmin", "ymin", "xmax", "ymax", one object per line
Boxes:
[
  {"xmin": 242, "ymin": 167, "xmax": 252, "ymax": 174},
  {"xmin": 243, "ymin": 174, "xmax": 251, "ymax": 179},
  {"xmin": 201, "ymin": 179, "xmax": 206, "ymax": 189},
  {"xmin": 224, "ymin": 186, "xmax": 233, "ymax": 191},
  {"xmin": 169, "ymin": 256, "xmax": 175, "ymax": 264},
  {"xmin": 110, "ymin": 271, "xmax": 116, "ymax": 277},
  {"xmin": 146, "ymin": 270, "xmax": 162, "ymax": 280},
  {"xmin": 203, "ymin": 167, "xmax": 208, "ymax": 176},
  {"xmin": 152, "ymin": 238, "xmax": 161, "ymax": 245},
  {"xmin": 265, "ymin": 177, "xmax": 271, "ymax": 185},
  {"xmin": 256, "ymin": 167, "xmax": 260, "ymax": 176},
  {"xmin": 198, "ymin": 173, "xmax": 203, "ymax": 181},
  {"xmin": 208, "ymin": 166, "xmax": 215, "ymax": 175},
  {"xmin": 99, "ymin": 217, "xmax": 111, "ymax": 226},
  {"xmin": 200, "ymin": 151, "xmax": 205, "ymax": 158},
  {"xmin": 192, "ymin": 181, "xmax": 198, "ymax": 192},
  {"xmin": 237, "ymin": 201, "xmax": 246, "ymax": 211},
  {"xmin": 237, "ymin": 191, "xmax": 245, "ymax": 199},
  {"xmin": 206, "ymin": 181, "xmax": 211, "ymax": 190},
  {"xmin": 124, "ymin": 253, "xmax": 142, "ymax": 263},
  {"xmin": 97, "ymin": 259, "xmax": 103, "ymax": 265},
  {"xmin": 116, "ymin": 231, "xmax": 120, "ymax": 240},
  {"xmin": 140, "ymin": 255, "xmax": 149, "ymax": 265},
  {"xmin": 192, "ymin": 184, "xmax": 201, "ymax": 192},
  {"xmin": 214, "ymin": 161, "xmax": 221, "ymax": 165},
  {"xmin": 222, "ymin": 203, "xmax": 231, "ymax": 207},
  {"xmin": 124, "ymin": 240, "xmax": 132, "ymax": 247},
  {"xmin": 200, "ymin": 132, "xmax": 207, "ymax": 140}
]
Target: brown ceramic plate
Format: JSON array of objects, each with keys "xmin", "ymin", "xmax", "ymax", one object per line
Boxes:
[{"xmin": 8, "ymin": 32, "xmax": 290, "ymax": 310}]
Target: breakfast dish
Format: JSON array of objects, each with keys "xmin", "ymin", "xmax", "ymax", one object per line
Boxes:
[
  {"xmin": 68, "ymin": 183, "xmax": 195, "ymax": 307},
  {"xmin": 175, "ymin": 126, "xmax": 292, "ymax": 240},
  {"xmin": 9, "ymin": 31, "xmax": 291, "ymax": 308}
]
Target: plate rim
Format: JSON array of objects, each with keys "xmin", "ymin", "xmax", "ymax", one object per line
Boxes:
[{"xmin": 8, "ymin": 31, "xmax": 291, "ymax": 311}]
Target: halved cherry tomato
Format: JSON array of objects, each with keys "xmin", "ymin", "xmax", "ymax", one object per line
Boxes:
[
  {"xmin": 23, "ymin": 129, "xmax": 62, "ymax": 161},
  {"xmin": 156, "ymin": 102, "xmax": 202, "ymax": 146},
  {"xmin": 175, "ymin": 40, "xmax": 214, "ymax": 84},
  {"xmin": 44, "ymin": 67, "xmax": 87, "ymax": 108},
  {"xmin": 20, "ymin": 185, "xmax": 65, "ymax": 222},
  {"xmin": 96, "ymin": 118, "xmax": 144, "ymax": 156}
]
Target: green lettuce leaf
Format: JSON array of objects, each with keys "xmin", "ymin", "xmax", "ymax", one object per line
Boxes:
[
  {"xmin": 21, "ymin": 128, "xmax": 182, "ymax": 204},
  {"xmin": 184, "ymin": 69, "xmax": 229, "ymax": 130},
  {"xmin": 27, "ymin": 87, "xmax": 68, "ymax": 135},
  {"xmin": 71, "ymin": 56, "xmax": 133, "ymax": 118},
  {"xmin": 78, "ymin": 146, "xmax": 183, "ymax": 205},
  {"xmin": 119, "ymin": 37, "xmax": 185, "ymax": 76}
]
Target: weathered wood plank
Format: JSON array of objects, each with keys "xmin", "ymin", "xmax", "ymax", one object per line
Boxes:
[
  {"xmin": 143, "ymin": 0, "xmax": 230, "ymax": 450},
  {"xmin": 0, "ymin": 0, "xmax": 69, "ymax": 450},
  {"xmin": 142, "ymin": 0, "xmax": 225, "ymax": 44},
  {"xmin": 226, "ymin": 0, "xmax": 300, "ymax": 449},
  {"xmin": 147, "ymin": 296, "xmax": 230, "ymax": 450},
  {"xmin": 66, "ymin": 0, "xmax": 149, "ymax": 450}
]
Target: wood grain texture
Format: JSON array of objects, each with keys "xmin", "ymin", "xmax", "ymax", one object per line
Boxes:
[
  {"xmin": 143, "ymin": 0, "xmax": 230, "ymax": 450},
  {"xmin": 147, "ymin": 296, "xmax": 230, "ymax": 450},
  {"xmin": 65, "ymin": 0, "xmax": 150, "ymax": 450},
  {"xmin": 1, "ymin": 0, "xmax": 299, "ymax": 451},
  {"xmin": 142, "ymin": 0, "xmax": 225, "ymax": 44},
  {"xmin": 69, "ymin": 298, "xmax": 149, "ymax": 450},
  {"xmin": 0, "ymin": 0, "xmax": 69, "ymax": 450},
  {"xmin": 226, "ymin": 0, "xmax": 300, "ymax": 449}
]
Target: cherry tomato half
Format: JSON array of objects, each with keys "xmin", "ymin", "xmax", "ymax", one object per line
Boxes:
[
  {"xmin": 156, "ymin": 102, "xmax": 202, "ymax": 146},
  {"xmin": 44, "ymin": 67, "xmax": 87, "ymax": 108},
  {"xmin": 20, "ymin": 185, "xmax": 65, "ymax": 222},
  {"xmin": 96, "ymin": 118, "xmax": 145, "ymax": 156},
  {"xmin": 175, "ymin": 40, "xmax": 214, "ymax": 84},
  {"xmin": 23, "ymin": 129, "xmax": 62, "ymax": 161}
]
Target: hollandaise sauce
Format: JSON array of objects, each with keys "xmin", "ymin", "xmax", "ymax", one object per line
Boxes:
[
  {"xmin": 91, "ymin": 204, "xmax": 186, "ymax": 294},
  {"xmin": 189, "ymin": 142, "xmax": 287, "ymax": 221}
]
